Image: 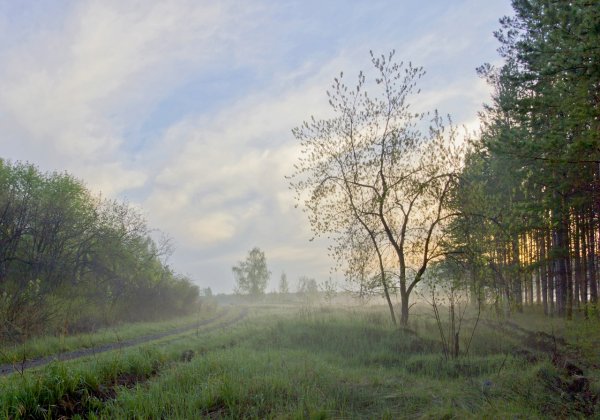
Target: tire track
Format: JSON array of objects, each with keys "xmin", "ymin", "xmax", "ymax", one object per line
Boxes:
[{"xmin": 0, "ymin": 307, "xmax": 248, "ymax": 376}]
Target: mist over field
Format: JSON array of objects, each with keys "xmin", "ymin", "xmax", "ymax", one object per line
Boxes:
[{"xmin": 1, "ymin": 0, "xmax": 599, "ymax": 418}]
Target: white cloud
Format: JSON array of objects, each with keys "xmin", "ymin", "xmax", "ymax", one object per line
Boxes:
[
  {"xmin": 189, "ymin": 213, "xmax": 237, "ymax": 246},
  {"xmin": 79, "ymin": 162, "xmax": 147, "ymax": 197},
  {"xmin": 0, "ymin": 0, "xmax": 260, "ymax": 195},
  {"xmin": 137, "ymin": 52, "xmax": 350, "ymax": 252}
]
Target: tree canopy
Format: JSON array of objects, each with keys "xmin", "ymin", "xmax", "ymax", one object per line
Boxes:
[
  {"xmin": 289, "ymin": 51, "xmax": 463, "ymax": 325},
  {"xmin": 0, "ymin": 160, "xmax": 199, "ymax": 341},
  {"xmin": 232, "ymin": 247, "xmax": 271, "ymax": 296},
  {"xmin": 443, "ymin": 0, "xmax": 600, "ymax": 319}
]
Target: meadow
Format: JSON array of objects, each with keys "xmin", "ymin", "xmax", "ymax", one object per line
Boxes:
[{"xmin": 0, "ymin": 301, "xmax": 599, "ymax": 419}]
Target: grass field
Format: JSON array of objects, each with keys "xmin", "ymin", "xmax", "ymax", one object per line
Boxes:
[{"xmin": 1, "ymin": 302, "xmax": 599, "ymax": 418}]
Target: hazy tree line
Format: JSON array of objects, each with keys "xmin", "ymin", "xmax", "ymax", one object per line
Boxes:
[
  {"xmin": 231, "ymin": 248, "xmax": 332, "ymax": 301},
  {"xmin": 445, "ymin": 0, "xmax": 600, "ymax": 319},
  {"xmin": 0, "ymin": 160, "xmax": 199, "ymax": 342},
  {"xmin": 290, "ymin": 0, "xmax": 599, "ymax": 324}
]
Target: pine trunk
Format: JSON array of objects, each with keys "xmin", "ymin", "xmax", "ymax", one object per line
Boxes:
[
  {"xmin": 539, "ymin": 231, "xmax": 549, "ymax": 315},
  {"xmin": 574, "ymin": 213, "xmax": 583, "ymax": 312},
  {"xmin": 588, "ymin": 208, "xmax": 598, "ymax": 307},
  {"xmin": 512, "ymin": 235, "xmax": 523, "ymax": 312},
  {"xmin": 547, "ymin": 229, "xmax": 555, "ymax": 316}
]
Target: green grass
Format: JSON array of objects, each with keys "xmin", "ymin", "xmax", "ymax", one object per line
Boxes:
[
  {"xmin": 1, "ymin": 303, "xmax": 598, "ymax": 419},
  {"xmin": 0, "ymin": 306, "xmax": 221, "ymax": 365}
]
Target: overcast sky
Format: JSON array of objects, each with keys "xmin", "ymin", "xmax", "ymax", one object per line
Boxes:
[{"xmin": 0, "ymin": 0, "xmax": 514, "ymax": 293}]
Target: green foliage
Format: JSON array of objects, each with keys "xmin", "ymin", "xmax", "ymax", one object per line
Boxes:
[
  {"xmin": 443, "ymin": 0, "xmax": 600, "ymax": 318},
  {"xmin": 0, "ymin": 160, "xmax": 199, "ymax": 342},
  {"xmin": 232, "ymin": 247, "xmax": 271, "ymax": 296}
]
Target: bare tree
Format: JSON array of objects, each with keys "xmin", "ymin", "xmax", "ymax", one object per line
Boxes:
[
  {"xmin": 279, "ymin": 271, "xmax": 289, "ymax": 294},
  {"xmin": 289, "ymin": 51, "xmax": 462, "ymax": 325}
]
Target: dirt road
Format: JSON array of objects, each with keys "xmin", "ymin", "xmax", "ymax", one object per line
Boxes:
[{"xmin": 0, "ymin": 307, "xmax": 248, "ymax": 376}]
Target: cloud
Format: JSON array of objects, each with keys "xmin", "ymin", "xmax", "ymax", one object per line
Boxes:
[
  {"xmin": 189, "ymin": 213, "xmax": 237, "ymax": 246},
  {"xmin": 0, "ymin": 0, "xmax": 261, "ymax": 195},
  {"xmin": 0, "ymin": 0, "xmax": 514, "ymax": 293},
  {"xmin": 78, "ymin": 162, "xmax": 147, "ymax": 197},
  {"xmin": 137, "ymin": 53, "xmax": 350, "ymax": 247}
]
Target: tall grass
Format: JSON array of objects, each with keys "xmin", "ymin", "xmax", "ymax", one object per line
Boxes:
[{"xmin": 0, "ymin": 306, "xmax": 221, "ymax": 365}]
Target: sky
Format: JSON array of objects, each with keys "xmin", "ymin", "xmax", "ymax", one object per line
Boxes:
[{"xmin": 0, "ymin": 0, "xmax": 514, "ymax": 294}]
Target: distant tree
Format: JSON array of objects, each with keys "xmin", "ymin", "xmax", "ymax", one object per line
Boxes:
[
  {"xmin": 321, "ymin": 278, "xmax": 337, "ymax": 303},
  {"xmin": 203, "ymin": 287, "xmax": 213, "ymax": 297},
  {"xmin": 297, "ymin": 276, "xmax": 319, "ymax": 295},
  {"xmin": 279, "ymin": 272, "xmax": 289, "ymax": 294},
  {"xmin": 232, "ymin": 247, "xmax": 271, "ymax": 296}
]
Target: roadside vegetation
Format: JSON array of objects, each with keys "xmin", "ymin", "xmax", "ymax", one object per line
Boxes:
[
  {"xmin": 0, "ymin": 301, "xmax": 218, "ymax": 367},
  {"xmin": 0, "ymin": 161, "xmax": 200, "ymax": 344}
]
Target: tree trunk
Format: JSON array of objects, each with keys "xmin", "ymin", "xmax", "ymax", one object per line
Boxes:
[
  {"xmin": 566, "ymin": 247, "xmax": 573, "ymax": 320},
  {"xmin": 574, "ymin": 213, "xmax": 583, "ymax": 312},
  {"xmin": 552, "ymin": 213, "xmax": 569, "ymax": 317},
  {"xmin": 501, "ymin": 247, "xmax": 511, "ymax": 317},
  {"xmin": 382, "ymin": 277, "xmax": 397, "ymax": 326},
  {"xmin": 588, "ymin": 208, "xmax": 598, "ymax": 308},
  {"xmin": 547, "ymin": 228, "xmax": 555, "ymax": 316},
  {"xmin": 539, "ymin": 231, "xmax": 549, "ymax": 315},
  {"xmin": 512, "ymin": 235, "xmax": 523, "ymax": 312},
  {"xmin": 400, "ymin": 288, "xmax": 409, "ymax": 326},
  {"xmin": 580, "ymin": 215, "xmax": 589, "ymax": 318},
  {"xmin": 529, "ymin": 233, "xmax": 536, "ymax": 305}
]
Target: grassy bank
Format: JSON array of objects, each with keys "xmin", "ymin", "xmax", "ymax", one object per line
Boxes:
[{"xmin": 0, "ymin": 305, "xmax": 220, "ymax": 366}]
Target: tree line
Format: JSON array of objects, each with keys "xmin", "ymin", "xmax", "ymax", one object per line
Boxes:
[
  {"xmin": 290, "ymin": 0, "xmax": 599, "ymax": 324},
  {"xmin": 446, "ymin": 0, "xmax": 599, "ymax": 319},
  {"xmin": 0, "ymin": 160, "xmax": 199, "ymax": 342},
  {"xmin": 231, "ymin": 247, "xmax": 328, "ymax": 298}
]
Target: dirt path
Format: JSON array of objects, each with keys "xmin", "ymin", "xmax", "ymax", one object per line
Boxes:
[{"xmin": 0, "ymin": 306, "xmax": 248, "ymax": 376}]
